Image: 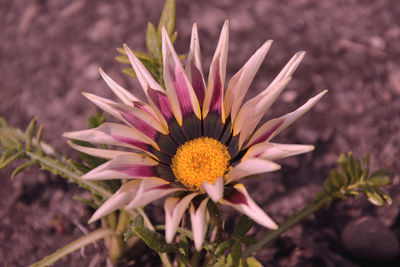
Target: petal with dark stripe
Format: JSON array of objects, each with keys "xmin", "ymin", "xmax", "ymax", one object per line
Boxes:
[
  {"xmin": 185, "ymin": 23, "xmax": 206, "ymax": 106},
  {"xmin": 162, "ymin": 28, "xmax": 201, "ymax": 124},
  {"xmin": 244, "ymin": 143, "xmax": 315, "ymax": 161},
  {"xmin": 82, "ymin": 154, "xmax": 157, "ymax": 180},
  {"xmin": 221, "ymin": 184, "xmax": 278, "ymax": 229},
  {"xmin": 165, "ymin": 193, "xmax": 197, "ymax": 243},
  {"xmin": 190, "ymin": 198, "xmax": 209, "ymax": 251},
  {"xmin": 227, "ymin": 158, "xmax": 281, "ymax": 183},
  {"xmin": 246, "ymin": 90, "xmax": 327, "ymax": 148},
  {"xmin": 224, "ymin": 40, "xmax": 273, "ymax": 122},
  {"xmin": 203, "ymin": 20, "xmax": 229, "ymax": 122},
  {"xmin": 63, "ymin": 123, "xmax": 156, "ymax": 153}
]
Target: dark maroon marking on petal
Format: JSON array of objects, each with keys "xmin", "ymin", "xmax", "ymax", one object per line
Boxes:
[
  {"xmin": 251, "ymin": 119, "xmax": 285, "ymax": 146},
  {"xmin": 226, "ymin": 189, "xmax": 248, "ymax": 205},
  {"xmin": 209, "ymin": 58, "xmax": 223, "ymax": 114},
  {"xmin": 190, "ymin": 60, "xmax": 205, "ymax": 106},
  {"xmin": 112, "ymin": 135, "xmax": 150, "ymax": 152},
  {"xmin": 148, "ymin": 88, "xmax": 174, "ymax": 121},
  {"xmin": 113, "ymin": 165, "xmax": 155, "ymax": 177},
  {"xmin": 117, "ymin": 109, "xmax": 158, "ymax": 140},
  {"xmin": 168, "ymin": 64, "xmax": 194, "ymax": 116},
  {"xmin": 146, "ymin": 184, "xmax": 170, "ymax": 192},
  {"xmin": 132, "ymin": 101, "xmax": 160, "ymax": 122}
]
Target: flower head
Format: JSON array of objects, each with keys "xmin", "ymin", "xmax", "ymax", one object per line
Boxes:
[{"xmin": 64, "ymin": 21, "xmax": 326, "ymax": 251}]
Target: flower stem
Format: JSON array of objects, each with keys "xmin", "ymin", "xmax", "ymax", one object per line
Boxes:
[
  {"xmin": 26, "ymin": 152, "xmax": 111, "ymax": 198},
  {"xmin": 243, "ymin": 196, "xmax": 330, "ymax": 258}
]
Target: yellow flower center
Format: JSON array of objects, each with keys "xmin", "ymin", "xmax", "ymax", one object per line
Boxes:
[{"xmin": 171, "ymin": 137, "xmax": 230, "ymax": 190}]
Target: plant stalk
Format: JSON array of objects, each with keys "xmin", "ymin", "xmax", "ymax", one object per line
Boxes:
[{"xmin": 243, "ymin": 197, "xmax": 330, "ymax": 258}]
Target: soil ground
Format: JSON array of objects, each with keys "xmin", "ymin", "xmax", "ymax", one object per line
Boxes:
[{"xmin": 1, "ymin": 0, "xmax": 399, "ymax": 266}]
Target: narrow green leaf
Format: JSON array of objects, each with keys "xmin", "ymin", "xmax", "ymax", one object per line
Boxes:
[
  {"xmin": 35, "ymin": 125, "xmax": 44, "ymax": 156},
  {"xmin": 171, "ymin": 31, "xmax": 178, "ymax": 43},
  {"xmin": 146, "ymin": 22, "xmax": 161, "ymax": 59},
  {"xmin": 215, "ymin": 239, "xmax": 234, "ymax": 255},
  {"xmin": 11, "ymin": 160, "xmax": 36, "ymax": 178},
  {"xmin": 0, "ymin": 117, "xmax": 7, "ymax": 127},
  {"xmin": 367, "ymin": 170, "xmax": 393, "ymax": 186},
  {"xmin": 134, "ymin": 214, "xmax": 145, "ymax": 228},
  {"xmin": 241, "ymin": 236, "xmax": 257, "ymax": 245},
  {"xmin": 88, "ymin": 109, "xmax": 106, "ymax": 128},
  {"xmin": 25, "ymin": 117, "xmax": 37, "ymax": 152},
  {"xmin": 124, "ymin": 224, "xmax": 136, "ymax": 241},
  {"xmin": 29, "ymin": 228, "xmax": 114, "ymax": 267},
  {"xmin": 133, "ymin": 215, "xmax": 176, "ymax": 253},
  {"xmin": 157, "ymin": 0, "xmax": 176, "ymax": 35},
  {"xmin": 241, "ymin": 257, "xmax": 263, "ymax": 267},
  {"xmin": 233, "ymin": 215, "xmax": 254, "ymax": 239},
  {"xmin": 115, "ymin": 55, "xmax": 130, "ymax": 64},
  {"xmin": 230, "ymin": 240, "xmax": 242, "ymax": 267},
  {"xmin": 123, "ymin": 68, "xmax": 137, "ymax": 78},
  {"xmin": 0, "ymin": 151, "xmax": 24, "ymax": 170}
]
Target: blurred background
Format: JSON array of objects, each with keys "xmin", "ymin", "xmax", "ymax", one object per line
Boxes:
[{"xmin": 0, "ymin": 0, "xmax": 399, "ymax": 266}]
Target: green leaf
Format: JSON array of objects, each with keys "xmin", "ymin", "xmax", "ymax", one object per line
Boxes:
[
  {"xmin": 115, "ymin": 55, "xmax": 130, "ymax": 64},
  {"xmin": 367, "ymin": 170, "xmax": 393, "ymax": 186},
  {"xmin": 123, "ymin": 68, "xmax": 137, "ymax": 78},
  {"xmin": 123, "ymin": 224, "xmax": 136, "ymax": 242},
  {"xmin": 11, "ymin": 160, "xmax": 36, "ymax": 178},
  {"xmin": 30, "ymin": 228, "xmax": 114, "ymax": 267},
  {"xmin": 241, "ymin": 257, "xmax": 263, "ymax": 267},
  {"xmin": 230, "ymin": 240, "xmax": 242, "ymax": 266},
  {"xmin": 233, "ymin": 215, "xmax": 254, "ymax": 239},
  {"xmin": 215, "ymin": 239, "xmax": 234, "ymax": 255},
  {"xmin": 132, "ymin": 215, "xmax": 177, "ymax": 253},
  {"xmin": 25, "ymin": 117, "xmax": 37, "ymax": 152},
  {"xmin": 146, "ymin": 22, "xmax": 161, "ymax": 59},
  {"xmin": 171, "ymin": 31, "xmax": 178, "ymax": 43},
  {"xmin": 157, "ymin": 0, "xmax": 175, "ymax": 35},
  {"xmin": 88, "ymin": 109, "xmax": 106, "ymax": 128},
  {"xmin": 241, "ymin": 236, "xmax": 257, "ymax": 245}
]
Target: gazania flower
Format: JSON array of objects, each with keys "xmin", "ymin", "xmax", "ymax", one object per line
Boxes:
[{"xmin": 64, "ymin": 21, "xmax": 326, "ymax": 251}]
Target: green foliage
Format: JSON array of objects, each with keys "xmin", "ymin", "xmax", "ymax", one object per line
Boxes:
[
  {"xmin": 232, "ymin": 215, "xmax": 254, "ymax": 239},
  {"xmin": 213, "ymin": 254, "xmax": 263, "ymax": 267},
  {"xmin": 127, "ymin": 215, "xmax": 178, "ymax": 253},
  {"xmin": 115, "ymin": 0, "xmax": 184, "ymax": 86},
  {"xmin": 0, "ymin": 117, "xmax": 111, "ymax": 198},
  {"xmin": 315, "ymin": 152, "xmax": 393, "ymax": 206},
  {"xmin": 87, "ymin": 109, "xmax": 106, "ymax": 128}
]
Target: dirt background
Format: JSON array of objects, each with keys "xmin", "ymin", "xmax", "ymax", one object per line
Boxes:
[{"xmin": 1, "ymin": 0, "xmax": 400, "ymax": 266}]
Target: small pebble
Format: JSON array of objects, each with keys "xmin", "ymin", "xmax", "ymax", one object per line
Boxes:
[{"xmin": 341, "ymin": 216, "xmax": 399, "ymax": 260}]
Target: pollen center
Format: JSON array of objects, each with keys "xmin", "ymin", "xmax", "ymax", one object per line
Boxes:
[{"xmin": 171, "ymin": 137, "xmax": 230, "ymax": 190}]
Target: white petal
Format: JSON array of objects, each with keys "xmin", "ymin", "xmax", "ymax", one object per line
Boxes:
[
  {"xmin": 82, "ymin": 154, "xmax": 157, "ymax": 180},
  {"xmin": 63, "ymin": 122, "xmax": 158, "ymax": 152},
  {"xmin": 125, "ymin": 178, "xmax": 180, "ymax": 209},
  {"xmin": 162, "ymin": 28, "xmax": 201, "ymax": 124},
  {"xmin": 224, "ymin": 40, "xmax": 273, "ymax": 121},
  {"xmin": 190, "ymin": 198, "xmax": 209, "ymax": 251},
  {"xmin": 164, "ymin": 193, "xmax": 197, "ymax": 243},
  {"xmin": 233, "ymin": 51, "xmax": 305, "ymax": 146},
  {"xmin": 244, "ymin": 142, "xmax": 315, "ymax": 161},
  {"xmin": 123, "ymin": 44, "xmax": 170, "ymax": 126},
  {"xmin": 234, "ymin": 76, "xmax": 291, "ymax": 147},
  {"xmin": 221, "ymin": 184, "xmax": 278, "ymax": 229},
  {"xmin": 99, "ymin": 68, "xmax": 141, "ymax": 105},
  {"xmin": 201, "ymin": 177, "xmax": 224, "ymax": 202},
  {"xmin": 246, "ymin": 90, "xmax": 328, "ymax": 148},
  {"xmin": 88, "ymin": 180, "xmax": 142, "ymax": 223},
  {"xmin": 203, "ymin": 20, "xmax": 229, "ymax": 121},
  {"xmin": 83, "ymin": 92, "xmax": 167, "ymax": 135},
  {"xmin": 227, "ymin": 158, "xmax": 281, "ymax": 183},
  {"xmin": 67, "ymin": 141, "xmax": 138, "ymax": 159}
]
